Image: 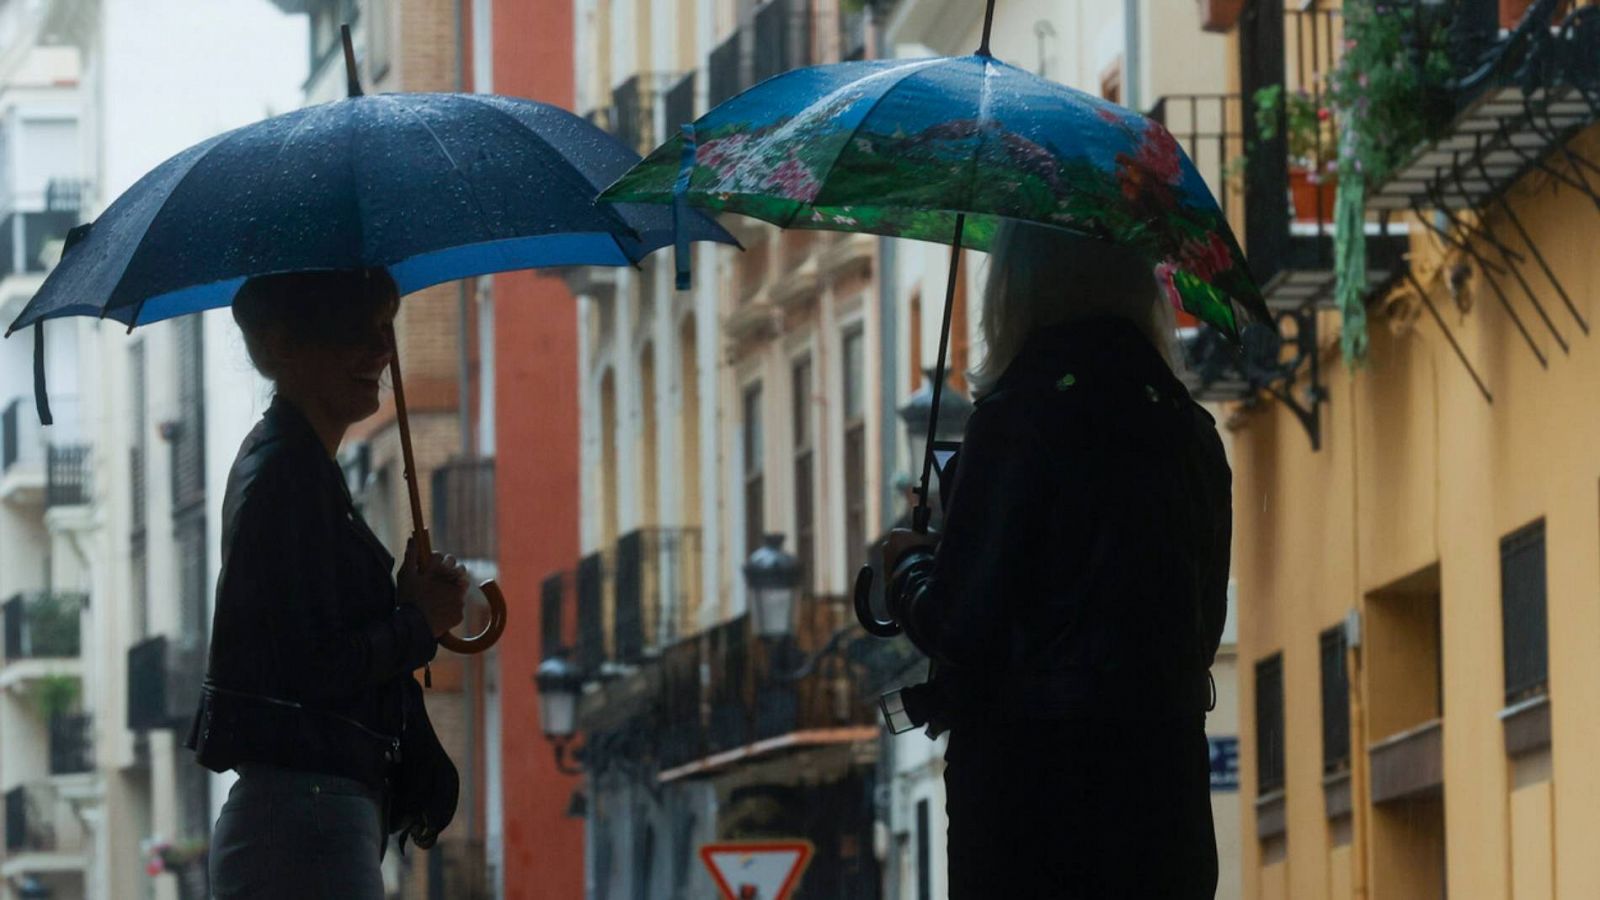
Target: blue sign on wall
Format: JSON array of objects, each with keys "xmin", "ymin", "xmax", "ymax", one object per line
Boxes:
[{"xmin": 1209, "ymin": 736, "xmax": 1239, "ymax": 792}]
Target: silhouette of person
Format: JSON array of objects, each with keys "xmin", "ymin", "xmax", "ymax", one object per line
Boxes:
[
  {"xmin": 881, "ymin": 221, "xmax": 1230, "ymax": 899},
  {"xmin": 188, "ymin": 269, "xmax": 468, "ymax": 898}
]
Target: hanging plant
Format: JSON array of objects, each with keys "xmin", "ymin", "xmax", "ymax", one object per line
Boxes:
[
  {"xmin": 34, "ymin": 673, "xmax": 80, "ymax": 720},
  {"xmin": 1326, "ymin": 0, "xmax": 1457, "ymax": 364}
]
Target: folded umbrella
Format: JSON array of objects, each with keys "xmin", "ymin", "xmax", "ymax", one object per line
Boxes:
[{"xmin": 6, "ymin": 28, "xmax": 738, "ymax": 653}]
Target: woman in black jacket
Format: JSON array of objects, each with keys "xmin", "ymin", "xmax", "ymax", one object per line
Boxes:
[
  {"xmin": 884, "ymin": 222, "xmax": 1232, "ymax": 899},
  {"xmin": 189, "ymin": 269, "xmax": 467, "ymax": 898}
]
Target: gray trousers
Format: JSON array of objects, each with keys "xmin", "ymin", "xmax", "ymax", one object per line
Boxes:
[{"xmin": 209, "ymin": 764, "xmax": 386, "ymax": 899}]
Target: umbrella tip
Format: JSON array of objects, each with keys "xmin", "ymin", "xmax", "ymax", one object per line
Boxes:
[{"xmin": 341, "ymin": 24, "xmax": 363, "ymax": 98}]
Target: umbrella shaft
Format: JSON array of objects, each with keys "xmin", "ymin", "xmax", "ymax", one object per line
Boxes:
[
  {"xmin": 384, "ymin": 323, "xmax": 432, "ymax": 568},
  {"xmin": 917, "ymin": 213, "xmax": 966, "ymax": 533}
]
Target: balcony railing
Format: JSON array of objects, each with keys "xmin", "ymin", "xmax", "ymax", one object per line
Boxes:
[
  {"xmin": 656, "ymin": 597, "xmax": 876, "ymax": 772},
  {"xmin": 708, "ymin": 28, "xmax": 747, "ymax": 107},
  {"xmin": 127, "ymin": 634, "xmax": 206, "ymax": 731},
  {"xmin": 4, "ymin": 783, "xmax": 79, "ymax": 855},
  {"xmin": 2, "ymin": 397, "xmax": 34, "ymax": 473},
  {"xmin": 663, "ymin": 71, "xmax": 696, "ymax": 138},
  {"xmin": 611, "ymin": 74, "xmax": 653, "ymax": 155},
  {"xmin": 430, "ymin": 456, "xmax": 496, "ymax": 563},
  {"xmin": 46, "ymin": 444, "xmax": 91, "ymax": 507},
  {"xmin": 2, "ymin": 592, "xmax": 85, "ymax": 661},
  {"xmin": 753, "ymin": 0, "xmax": 813, "ymax": 85},
  {"xmin": 575, "ymin": 551, "xmax": 608, "ymax": 677},
  {"xmin": 48, "ymin": 712, "xmax": 93, "ymax": 775},
  {"xmin": 612, "ymin": 527, "xmax": 702, "ymax": 664}
]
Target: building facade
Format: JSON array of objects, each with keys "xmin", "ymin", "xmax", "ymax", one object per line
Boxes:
[
  {"xmin": 2, "ymin": 2, "xmax": 306, "ymax": 900},
  {"xmin": 1204, "ymin": 2, "xmax": 1600, "ymax": 899}
]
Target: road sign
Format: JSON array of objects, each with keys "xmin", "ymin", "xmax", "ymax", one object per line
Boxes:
[{"xmin": 700, "ymin": 841, "xmax": 814, "ymax": 900}]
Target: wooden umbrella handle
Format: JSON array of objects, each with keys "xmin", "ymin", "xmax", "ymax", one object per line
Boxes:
[
  {"xmin": 386, "ymin": 321, "xmax": 507, "ymax": 655},
  {"xmin": 438, "ymin": 580, "xmax": 508, "ymax": 655}
]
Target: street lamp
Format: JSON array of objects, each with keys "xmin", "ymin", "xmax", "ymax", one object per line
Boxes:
[
  {"xmin": 743, "ymin": 533, "xmax": 802, "ymax": 640},
  {"xmin": 535, "ymin": 654, "xmax": 585, "ymax": 775},
  {"xmin": 896, "ymin": 368, "xmax": 974, "ymax": 501}
]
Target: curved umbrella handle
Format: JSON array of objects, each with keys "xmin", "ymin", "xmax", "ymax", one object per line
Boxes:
[
  {"xmin": 853, "ymin": 564, "xmax": 902, "ymax": 638},
  {"xmin": 438, "ymin": 580, "xmax": 509, "ymax": 655}
]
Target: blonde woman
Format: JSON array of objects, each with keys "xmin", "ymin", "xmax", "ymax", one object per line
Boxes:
[{"xmin": 883, "ymin": 221, "xmax": 1230, "ymax": 898}]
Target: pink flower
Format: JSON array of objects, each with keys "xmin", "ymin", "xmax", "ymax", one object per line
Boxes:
[
  {"xmin": 1155, "ymin": 260, "xmax": 1183, "ymax": 311},
  {"xmin": 1318, "ymin": 107, "xmax": 1331, "ymax": 121},
  {"xmin": 762, "ymin": 151, "xmax": 819, "ymax": 201},
  {"xmin": 697, "ymin": 133, "xmax": 752, "ymax": 176}
]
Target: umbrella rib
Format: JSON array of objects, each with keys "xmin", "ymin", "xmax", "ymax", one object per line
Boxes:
[
  {"xmin": 783, "ymin": 60, "xmax": 943, "ymax": 228},
  {"xmin": 377, "ymin": 95, "xmax": 501, "ymax": 250}
]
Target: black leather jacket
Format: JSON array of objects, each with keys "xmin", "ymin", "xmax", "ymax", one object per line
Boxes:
[
  {"xmin": 891, "ymin": 316, "xmax": 1231, "ymax": 725},
  {"xmin": 187, "ymin": 397, "xmax": 438, "ymax": 789}
]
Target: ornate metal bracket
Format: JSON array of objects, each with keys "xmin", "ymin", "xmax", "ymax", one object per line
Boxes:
[{"xmin": 1238, "ymin": 307, "xmax": 1327, "ymax": 452}]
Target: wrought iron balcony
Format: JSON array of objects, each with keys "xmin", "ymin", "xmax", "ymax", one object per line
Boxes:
[
  {"xmin": 752, "ymin": 0, "xmax": 814, "ymax": 85},
  {"xmin": 708, "ymin": 27, "xmax": 747, "ymax": 107},
  {"xmin": 663, "ymin": 71, "xmax": 696, "ymax": 138},
  {"xmin": 430, "ymin": 456, "xmax": 496, "ymax": 563},
  {"xmin": 575, "ymin": 550, "xmax": 608, "ymax": 678},
  {"xmin": 612, "ymin": 527, "xmax": 702, "ymax": 664},
  {"xmin": 4, "ymin": 783, "xmax": 82, "ymax": 857},
  {"xmin": 126, "ymin": 634, "xmax": 206, "ymax": 732},
  {"xmin": 2, "ymin": 592, "xmax": 85, "ymax": 662},
  {"xmin": 46, "ymin": 444, "xmax": 91, "ymax": 507},
  {"xmin": 611, "ymin": 74, "xmax": 656, "ymax": 156},
  {"xmin": 48, "ymin": 712, "xmax": 93, "ymax": 776}
]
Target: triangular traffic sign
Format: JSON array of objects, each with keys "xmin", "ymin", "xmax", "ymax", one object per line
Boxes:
[{"xmin": 700, "ymin": 841, "xmax": 814, "ymax": 900}]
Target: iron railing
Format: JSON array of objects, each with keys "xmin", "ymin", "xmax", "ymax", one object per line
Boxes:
[
  {"xmin": 127, "ymin": 634, "xmax": 206, "ymax": 731},
  {"xmin": 2, "ymin": 592, "xmax": 85, "ymax": 660},
  {"xmin": 49, "ymin": 712, "xmax": 93, "ymax": 775},
  {"xmin": 612, "ymin": 527, "xmax": 702, "ymax": 664},
  {"xmin": 575, "ymin": 551, "xmax": 607, "ymax": 677},
  {"xmin": 752, "ymin": 0, "xmax": 813, "ymax": 85},
  {"xmin": 45, "ymin": 178, "xmax": 87, "ymax": 214},
  {"xmin": 46, "ymin": 444, "xmax": 90, "ymax": 506},
  {"xmin": 5, "ymin": 784, "xmax": 60, "ymax": 853},
  {"xmin": 663, "ymin": 71, "xmax": 696, "ymax": 137},
  {"xmin": 612, "ymin": 74, "xmax": 654, "ymax": 155},
  {"xmin": 708, "ymin": 28, "xmax": 746, "ymax": 107},
  {"xmin": 430, "ymin": 457, "xmax": 496, "ymax": 562}
]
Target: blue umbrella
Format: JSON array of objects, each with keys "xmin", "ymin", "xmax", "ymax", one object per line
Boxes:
[{"xmin": 5, "ymin": 29, "xmax": 736, "ymax": 654}]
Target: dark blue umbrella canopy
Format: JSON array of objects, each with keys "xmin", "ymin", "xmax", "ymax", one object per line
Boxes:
[{"xmin": 5, "ymin": 92, "xmax": 737, "ymax": 334}]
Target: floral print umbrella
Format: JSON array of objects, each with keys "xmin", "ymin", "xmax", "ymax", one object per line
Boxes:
[{"xmin": 602, "ymin": 53, "xmax": 1269, "ymax": 338}]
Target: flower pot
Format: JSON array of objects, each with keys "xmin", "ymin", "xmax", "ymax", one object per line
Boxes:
[
  {"xmin": 1289, "ymin": 167, "xmax": 1337, "ymax": 224},
  {"xmin": 1197, "ymin": 0, "xmax": 1245, "ymax": 33}
]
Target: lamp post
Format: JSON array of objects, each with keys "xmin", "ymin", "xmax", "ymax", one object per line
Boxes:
[
  {"xmin": 743, "ymin": 533, "xmax": 802, "ymax": 641},
  {"xmin": 535, "ymin": 654, "xmax": 585, "ymax": 775},
  {"xmin": 896, "ymin": 368, "xmax": 974, "ymax": 512}
]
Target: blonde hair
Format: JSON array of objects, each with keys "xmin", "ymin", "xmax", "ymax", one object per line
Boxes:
[{"xmin": 969, "ymin": 220, "xmax": 1180, "ymax": 394}]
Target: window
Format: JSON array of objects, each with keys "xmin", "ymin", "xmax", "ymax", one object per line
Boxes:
[
  {"xmin": 129, "ymin": 341, "xmax": 148, "ymax": 639},
  {"xmin": 1100, "ymin": 57, "xmax": 1123, "ymax": 104},
  {"xmin": 908, "ymin": 290, "xmax": 923, "ymax": 391},
  {"xmin": 842, "ymin": 328, "xmax": 867, "ymax": 575},
  {"xmin": 540, "ymin": 572, "xmax": 565, "ymax": 660},
  {"xmin": 742, "ymin": 383, "xmax": 764, "ymax": 558},
  {"xmin": 600, "ymin": 371, "xmax": 619, "ymax": 546},
  {"xmin": 639, "ymin": 345, "xmax": 659, "ymax": 526},
  {"xmin": 1501, "ymin": 520, "xmax": 1549, "ymax": 704},
  {"xmin": 1320, "ymin": 625, "xmax": 1350, "ymax": 774},
  {"xmin": 1255, "ymin": 653, "xmax": 1285, "ymax": 795},
  {"xmin": 792, "ymin": 356, "xmax": 815, "ymax": 592}
]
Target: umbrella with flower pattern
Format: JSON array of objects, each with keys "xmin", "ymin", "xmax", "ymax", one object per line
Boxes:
[{"xmin": 603, "ymin": 0, "xmax": 1267, "ymax": 632}]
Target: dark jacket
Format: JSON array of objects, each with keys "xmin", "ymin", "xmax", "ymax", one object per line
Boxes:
[
  {"xmin": 187, "ymin": 397, "xmax": 438, "ymax": 789},
  {"xmin": 892, "ymin": 315, "xmax": 1231, "ymax": 726}
]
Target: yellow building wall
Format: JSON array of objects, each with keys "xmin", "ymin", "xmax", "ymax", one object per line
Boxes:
[{"xmin": 1234, "ymin": 124, "xmax": 1600, "ymax": 900}]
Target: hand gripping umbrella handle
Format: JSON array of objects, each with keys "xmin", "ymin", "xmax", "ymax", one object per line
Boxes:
[{"xmin": 438, "ymin": 579, "xmax": 509, "ymax": 655}]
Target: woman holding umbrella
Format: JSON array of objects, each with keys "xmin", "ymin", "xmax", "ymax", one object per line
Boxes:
[
  {"xmin": 192, "ymin": 268, "xmax": 469, "ymax": 897},
  {"xmin": 880, "ymin": 221, "xmax": 1231, "ymax": 899}
]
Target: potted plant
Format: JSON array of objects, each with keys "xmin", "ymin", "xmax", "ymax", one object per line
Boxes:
[
  {"xmin": 1198, "ymin": 0, "xmax": 1246, "ymax": 33},
  {"xmin": 1253, "ymin": 84, "xmax": 1339, "ymax": 222}
]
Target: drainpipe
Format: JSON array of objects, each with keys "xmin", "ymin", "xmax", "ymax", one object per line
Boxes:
[
  {"xmin": 1123, "ymin": 0, "xmax": 1142, "ymax": 112},
  {"xmin": 452, "ymin": 0, "xmax": 480, "ymax": 894}
]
